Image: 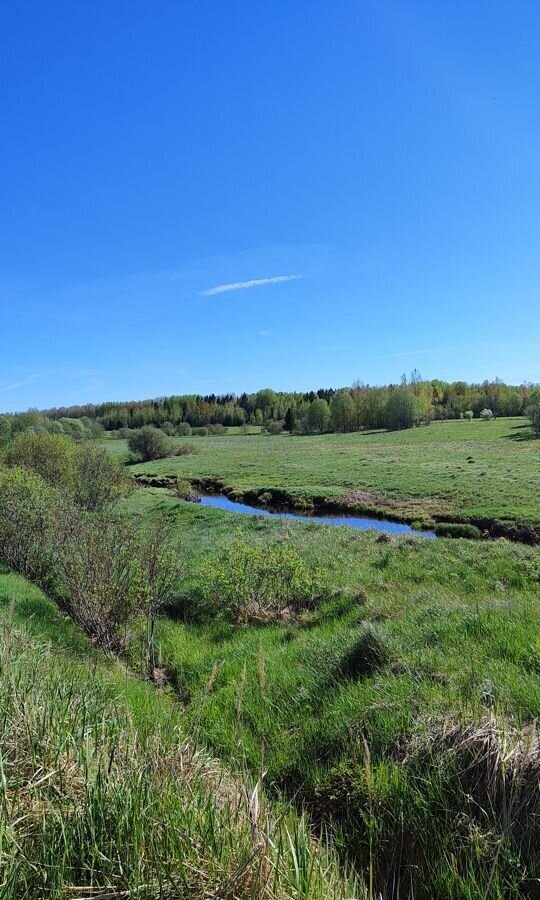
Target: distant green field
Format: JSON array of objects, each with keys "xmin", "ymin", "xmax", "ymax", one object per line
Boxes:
[{"xmin": 118, "ymin": 417, "xmax": 540, "ymax": 525}]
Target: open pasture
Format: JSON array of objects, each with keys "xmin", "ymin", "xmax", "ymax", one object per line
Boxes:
[{"xmin": 122, "ymin": 417, "xmax": 540, "ymax": 526}]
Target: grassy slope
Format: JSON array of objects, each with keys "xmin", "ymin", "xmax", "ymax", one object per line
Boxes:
[
  {"xmin": 120, "ymin": 489, "xmax": 540, "ymax": 898},
  {"xmin": 119, "ymin": 417, "xmax": 540, "ymax": 525},
  {"xmin": 0, "ymin": 566, "xmax": 360, "ymax": 899}
]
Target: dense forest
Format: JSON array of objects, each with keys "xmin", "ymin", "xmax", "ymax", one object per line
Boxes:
[{"xmin": 1, "ymin": 375, "xmax": 538, "ymax": 443}]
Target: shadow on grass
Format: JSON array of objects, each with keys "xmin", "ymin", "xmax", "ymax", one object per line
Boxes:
[{"xmin": 501, "ymin": 424, "xmax": 538, "ymax": 442}]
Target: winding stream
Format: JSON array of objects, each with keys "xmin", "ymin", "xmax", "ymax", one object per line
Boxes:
[{"xmin": 199, "ymin": 493, "xmax": 436, "ymax": 538}]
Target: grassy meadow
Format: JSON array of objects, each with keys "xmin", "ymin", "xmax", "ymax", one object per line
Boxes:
[
  {"xmin": 114, "ymin": 417, "xmax": 540, "ymax": 526},
  {"xmin": 1, "ymin": 414, "xmax": 539, "ymax": 898},
  {"xmin": 116, "ymin": 486, "xmax": 540, "ymax": 898}
]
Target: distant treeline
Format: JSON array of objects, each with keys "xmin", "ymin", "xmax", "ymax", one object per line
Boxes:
[{"xmin": 2, "ymin": 374, "xmax": 535, "ymax": 440}]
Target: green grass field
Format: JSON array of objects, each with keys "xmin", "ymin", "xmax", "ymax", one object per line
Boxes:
[
  {"xmin": 117, "ymin": 488, "xmax": 540, "ymax": 898},
  {"xmin": 118, "ymin": 417, "xmax": 540, "ymax": 526}
]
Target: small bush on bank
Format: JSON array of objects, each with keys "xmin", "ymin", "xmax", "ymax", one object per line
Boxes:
[
  {"xmin": 206, "ymin": 538, "xmax": 318, "ymax": 624},
  {"xmin": 0, "ymin": 466, "xmax": 61, "ymax": 585},
  {"xmin": 192, "ymin": 427, "xmax": 208, "ymax": 437},
  {"xmin": 176, "ymin": 422, "xmax": 192, "ymax": 436},
  {"xmin": 434, "ymin": 522, "xmax": 482, "ymax": 539},
  {"xmin": 175, "ymin": 477, "xmax": 198, "ymax": 500},
  {"xmin": 54, "ymin": 510, "xmax": 142, "ymax": 653}
]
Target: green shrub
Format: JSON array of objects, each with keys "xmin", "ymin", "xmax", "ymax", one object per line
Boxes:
[
  {"xmin": 206, "ymin": 538, "xmax": 317, "ymax": 624},
  {"xmin": 176, "ymin": 422, "xmax": 192, "ymax": 436},
  {"xmin": 174, "ymin": 477, "xmax": 198, "ymax": 500},
  {"xmin": 176, "ymin": 441, "xmax": 198, "ymax": 457},
  {"xmin": 0, "ymin": 466, "xmax": 62, "ymax": 584},
  {"xmin": 127, "ymin": 426, "xmax": 173, "ymax": 461},
  {"xmin": 192, "ymin": 427, "xmax": 208, "ymax": 437},
  {"xmin": 434, "ymin": 522, "xmax": 482, "ymax": 539},
  {"xmin": 3, "ymin": 431, "xmax": 76, "ymax": 492},
  {"xmin": 73, "ymin": 443, "xmax": 133, "ymax": 510},
  {"xmin": 54, "ymin": 509, "xmax": 144, "ymax": 653},
  {"xmin": 266, "ymin": 420, "xmax": 284, "ymax": 435}
]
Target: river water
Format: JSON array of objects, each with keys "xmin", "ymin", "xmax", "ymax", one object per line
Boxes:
[{"xmin": 199, "ymin": 494, "xmax": 436, "ymax": 538}]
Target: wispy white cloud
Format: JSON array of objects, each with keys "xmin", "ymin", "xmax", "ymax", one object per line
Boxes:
[
  {"xmin": 199, "ymin": 274, "xmax": 300, "ymax": 297},
  {"xmin": 258, "ymin": 330, "xmax": 271, "ymax": 337}
]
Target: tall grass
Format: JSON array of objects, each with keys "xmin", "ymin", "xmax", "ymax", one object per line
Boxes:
[{"xmin": 0, "ymin": 573, "xmax": 361, "ymax": 899}]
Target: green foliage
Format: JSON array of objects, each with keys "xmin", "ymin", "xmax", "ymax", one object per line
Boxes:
[
  {"xmin": 266, "ymin": 420, "xmax": 284, "ymax": 434},
  {"xmin": 3, "ymin": 430, "xmax": 76, "ymax": 492},
  {"xmin": 174, "ymin": 477, "xmax": 197, "ymax": 500},
  {"xmin": 127, "ymin": 426, "xmax": 173, "ymax": 461},
  {"xmin": 176, "ymin": 421, "xmax": 192, "ymax": 436},
  {"xmin": 0, "ymin": 465, "xmax": 61, "ymax": 584},
  {"xmin": 525, "ymin": 387, "xmax": 540, "ymax": 436},
  {"xmin": 480, "ymin": 408, "xmax": 494, "ymax": 420},
  {"xmin": 386, "ymin": 387, "xmax": 420, "ymax": 430},
  {"xmin": 3, "ymin": 430, "xmax": 131, "ymax": 510},
  {"xmin": 73, "ymin": 443, "xmax": 133, "ymax": 510},
  {"xmin": 0, "ymin": 414, "xmax": 12, "ymax": 449},
  {"xmin": 330, "ymin": 389, "xmax": 356, "ymax": 431},
  {"xmin": 307, "ymin": 397, "xmax": 331, "ymax": 433},
  {"xmin": 206, "ymin": 537, "xmax": 317, "ymax": 623},
  {"xmin": 464, "ymin": 409, "xmax": 474, "ymax": 420},
  {"xmin": 284, "ymin": 407, "xmax": 296, "ymax": 432}
]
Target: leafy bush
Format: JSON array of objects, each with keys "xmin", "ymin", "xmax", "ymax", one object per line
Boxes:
[
  {"xmin": 463, "ymin": 410, "xmax": 474, "ymax": 420},
  {"xmin": 127, "ymin": 426, "xmax": 173, "ymax": 461},
  {"xmin": 434, "ymin": 522, "xmax": 482, "ymax": 539},
  {"xmin": 160, "ymin": 421, "xmax": 176, "ymax": 436},
  {"xmin": 525, "ymin": 388, "xmax": 540, "ymax": 436},
  {"xmin": 207, "ymin": 424, "xmax": 228, "ymax": 435},
  {"xmin": 176, "ymin": 442, "xmax": 198, "ymax": 457},
  {"xmin": 192, "ymin": 427, "xmax": 208, "ymax": 437},
  {"xmin": 0, "ymin": 466, "xmax": 62, "ymax": 584},
  {"xmin": 174, "ymin": 477, "xmax": 198, "ymax": 500},
  {"xmin": 3, "ymin": 431, "xmax": 131, "ymax": 510},
  {"xmin": 73, "ymin": 443, "xmax": 133, "ymax": 510},
  {"xmin": 176, "ymin": 422, "xmax": 192, "ymax": 436},
  {"xmin": 266, "ymin": 420, "xmax": 284, "ymax": 435},
  {"xmin": 480, "ymin": 408, "xmax": 493, "ymax": 420},
  {"xmin": 206, "ymin": 538, "xmax": 317, "ymax": 624},
  {"xmin": 3, "ymin": 431, "xmax": 76, "ymax": 492},
  {"xmin": 54, "ymin": 509, "xmax": 144, "ymax": 653}
]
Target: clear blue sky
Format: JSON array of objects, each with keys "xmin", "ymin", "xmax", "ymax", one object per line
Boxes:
[{"xmin": 1, "ymin": 0, "xmax": 539, "ymax": 412}]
